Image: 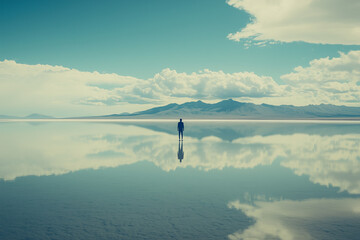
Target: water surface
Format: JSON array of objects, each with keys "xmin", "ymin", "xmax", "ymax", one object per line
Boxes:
[{"xmin": 0, "ymin": 121, "xmax": 360, "ymax": 239}]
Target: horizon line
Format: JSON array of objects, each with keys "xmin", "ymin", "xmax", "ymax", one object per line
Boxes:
[{"xmin": 2, "ymin": 119, "xmax": 360, "ymax": 124}]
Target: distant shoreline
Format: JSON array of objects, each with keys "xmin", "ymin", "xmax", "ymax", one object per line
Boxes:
[{"xmin": 2, "ymin": 118, "xmax": 360, "ymax": 124}]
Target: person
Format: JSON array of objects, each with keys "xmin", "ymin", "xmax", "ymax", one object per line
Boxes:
[{"xmin": 177, "ymin": 118, "xmax": 184, "ymax": 140}]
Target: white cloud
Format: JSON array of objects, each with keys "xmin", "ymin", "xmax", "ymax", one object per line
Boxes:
[
  {"xmin": 1, "ymin": 51, "xmax": 360, "ymax": 117},
  {"xmin": 152, "ymin": 68, "xmax": 284, "ymax": 99},
  {"xmin": 228, "ymin": 198, "xmax": 360, "ymax": 240},
  {"xmin": 0, "ymin": 60, "xmax": 156, "ymax": 117},
  {"xmin": 0, "ymin": 60, "xmax": 284, "ymax": 117},
  {"xmin": 227, "ymin": 0, "xmax": 360, "ymax": 45},
  {"xmin": 247, "ymin": 50, "xmax": 360, "ymax": 106},
  {"xmin": 281, "ymin": 50, "xmax": 360, "ymax": 105}
]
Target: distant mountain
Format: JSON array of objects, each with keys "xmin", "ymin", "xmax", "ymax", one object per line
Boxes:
[
  {"xmin": 24, "ymin": 113, "xmax": 54, "ymax": 119},
  {"xmin": 2, "ymin": 101, "xmax": 360, "ymax": 120},
  {"xmin": 94, "ymin": 99, "xmax": 360, "ymax": 119},
  {"xmin": 0, "ymin": 114, "xmax": 53, "ymax": 119}
]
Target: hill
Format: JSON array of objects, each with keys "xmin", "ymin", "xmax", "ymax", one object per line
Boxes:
[{"xmin": 95, "ymin": 99, "xmax": 360, "ymax": 119}]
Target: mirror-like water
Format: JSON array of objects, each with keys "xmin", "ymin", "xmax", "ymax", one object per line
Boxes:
[{"xmin": 0, "ymin": 121, "xmax": 360, "ymax": 239}]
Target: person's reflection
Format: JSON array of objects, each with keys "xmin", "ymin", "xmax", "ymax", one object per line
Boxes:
[{"xmin": 177, "ymin": 140, "xmax": 184, "ymax": 163}]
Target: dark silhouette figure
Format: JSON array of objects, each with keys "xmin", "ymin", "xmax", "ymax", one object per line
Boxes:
[
  {"xmin": 177, "ymin": 119, "xmax": 184, "ymax": 140},
  {"xmin": 177, "ymin": 140, "xmax": 184, "ymax": 163}
]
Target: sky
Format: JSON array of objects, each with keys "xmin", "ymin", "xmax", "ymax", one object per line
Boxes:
[{"xmin": 1, "ymin": 0, "xmax": 360, "ymax": 117}]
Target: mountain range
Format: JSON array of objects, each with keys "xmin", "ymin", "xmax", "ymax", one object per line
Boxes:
[
  {"xmin": 2, "ymin": 100, "xmax": 360, "ymax": 120},
  {"xmin": 0, "ymin": 114, "xmax": 53, "ymax": 119},
  {"xmin": 94, "ymin": 99, "xmax": 360, "ymax": 119}
]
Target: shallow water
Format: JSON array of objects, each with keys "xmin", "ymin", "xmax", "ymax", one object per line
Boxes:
[{"xmin": 0, "ymin": 121, "xmax": 360, "ymax": 239}]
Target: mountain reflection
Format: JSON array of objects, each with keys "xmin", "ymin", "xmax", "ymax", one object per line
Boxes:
[
  {"xmin": 1, "ymin": 121, "xmax": 360, "ymax": 194},
  {"xmin": 117, "ymin": 121, "xmax": 360, "ymax": 141}
]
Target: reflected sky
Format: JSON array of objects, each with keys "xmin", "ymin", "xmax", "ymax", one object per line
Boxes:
[
  {"xmin": 0, "ymin": 121, "xmax": 360, "ymax": 239},
  {"xmin": 1, "ymin": 121, "xmax": 360, "ymax": 194},
  {"xmin": 228, "ymin": 198, "xmax": 360, "ymax": 240}
]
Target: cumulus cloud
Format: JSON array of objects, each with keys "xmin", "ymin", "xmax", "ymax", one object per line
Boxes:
[
  {"xmin": 281, "ymin": 50, "xmax": 360, "ymax": 105},
  {"xmin": 227, "ymin": 0, "xmax": 360, "ymax": 45},
  {"xmin": 2, "ymin": 51, "xmax": 360, "ymax": 116},
  {"xmin": 228, "ymin": 198, "xmax": 360, "ymax": 240},
  {"xmin": 153, "ymin": 51, "xmax": 360, "ymax": 107},
  {"xmin": 0, "ymin": 60, "xmax": 157, "ymax": 116},
  {"xmin": 0, "ymin": 60, "xmax": 284, "ymax": 116},
  {"xmin": 152, "ymin": 68, "xmax": 283, "ymax": 99}
]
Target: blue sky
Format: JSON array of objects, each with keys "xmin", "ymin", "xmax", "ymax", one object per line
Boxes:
[
  {"xmin": 2, "ymin": 0, "xmax": 359, "ymax": 79},
  {"xmin": 1, "ymin": 0, "xmax": 360, "ymax": 116}
]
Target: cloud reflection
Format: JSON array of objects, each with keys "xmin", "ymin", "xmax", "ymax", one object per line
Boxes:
[
  {"xmin": 228, "ymin": 198, "xmax": 360, "ymax": 240},
  {"xmin": 1, "ymin": 122, "xmax": 360, "ymax": 195}
]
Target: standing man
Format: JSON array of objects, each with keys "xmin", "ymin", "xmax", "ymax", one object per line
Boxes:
[{"xmin": 177, "ymin": 119, "xmax": 184, "ymax": 141}]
